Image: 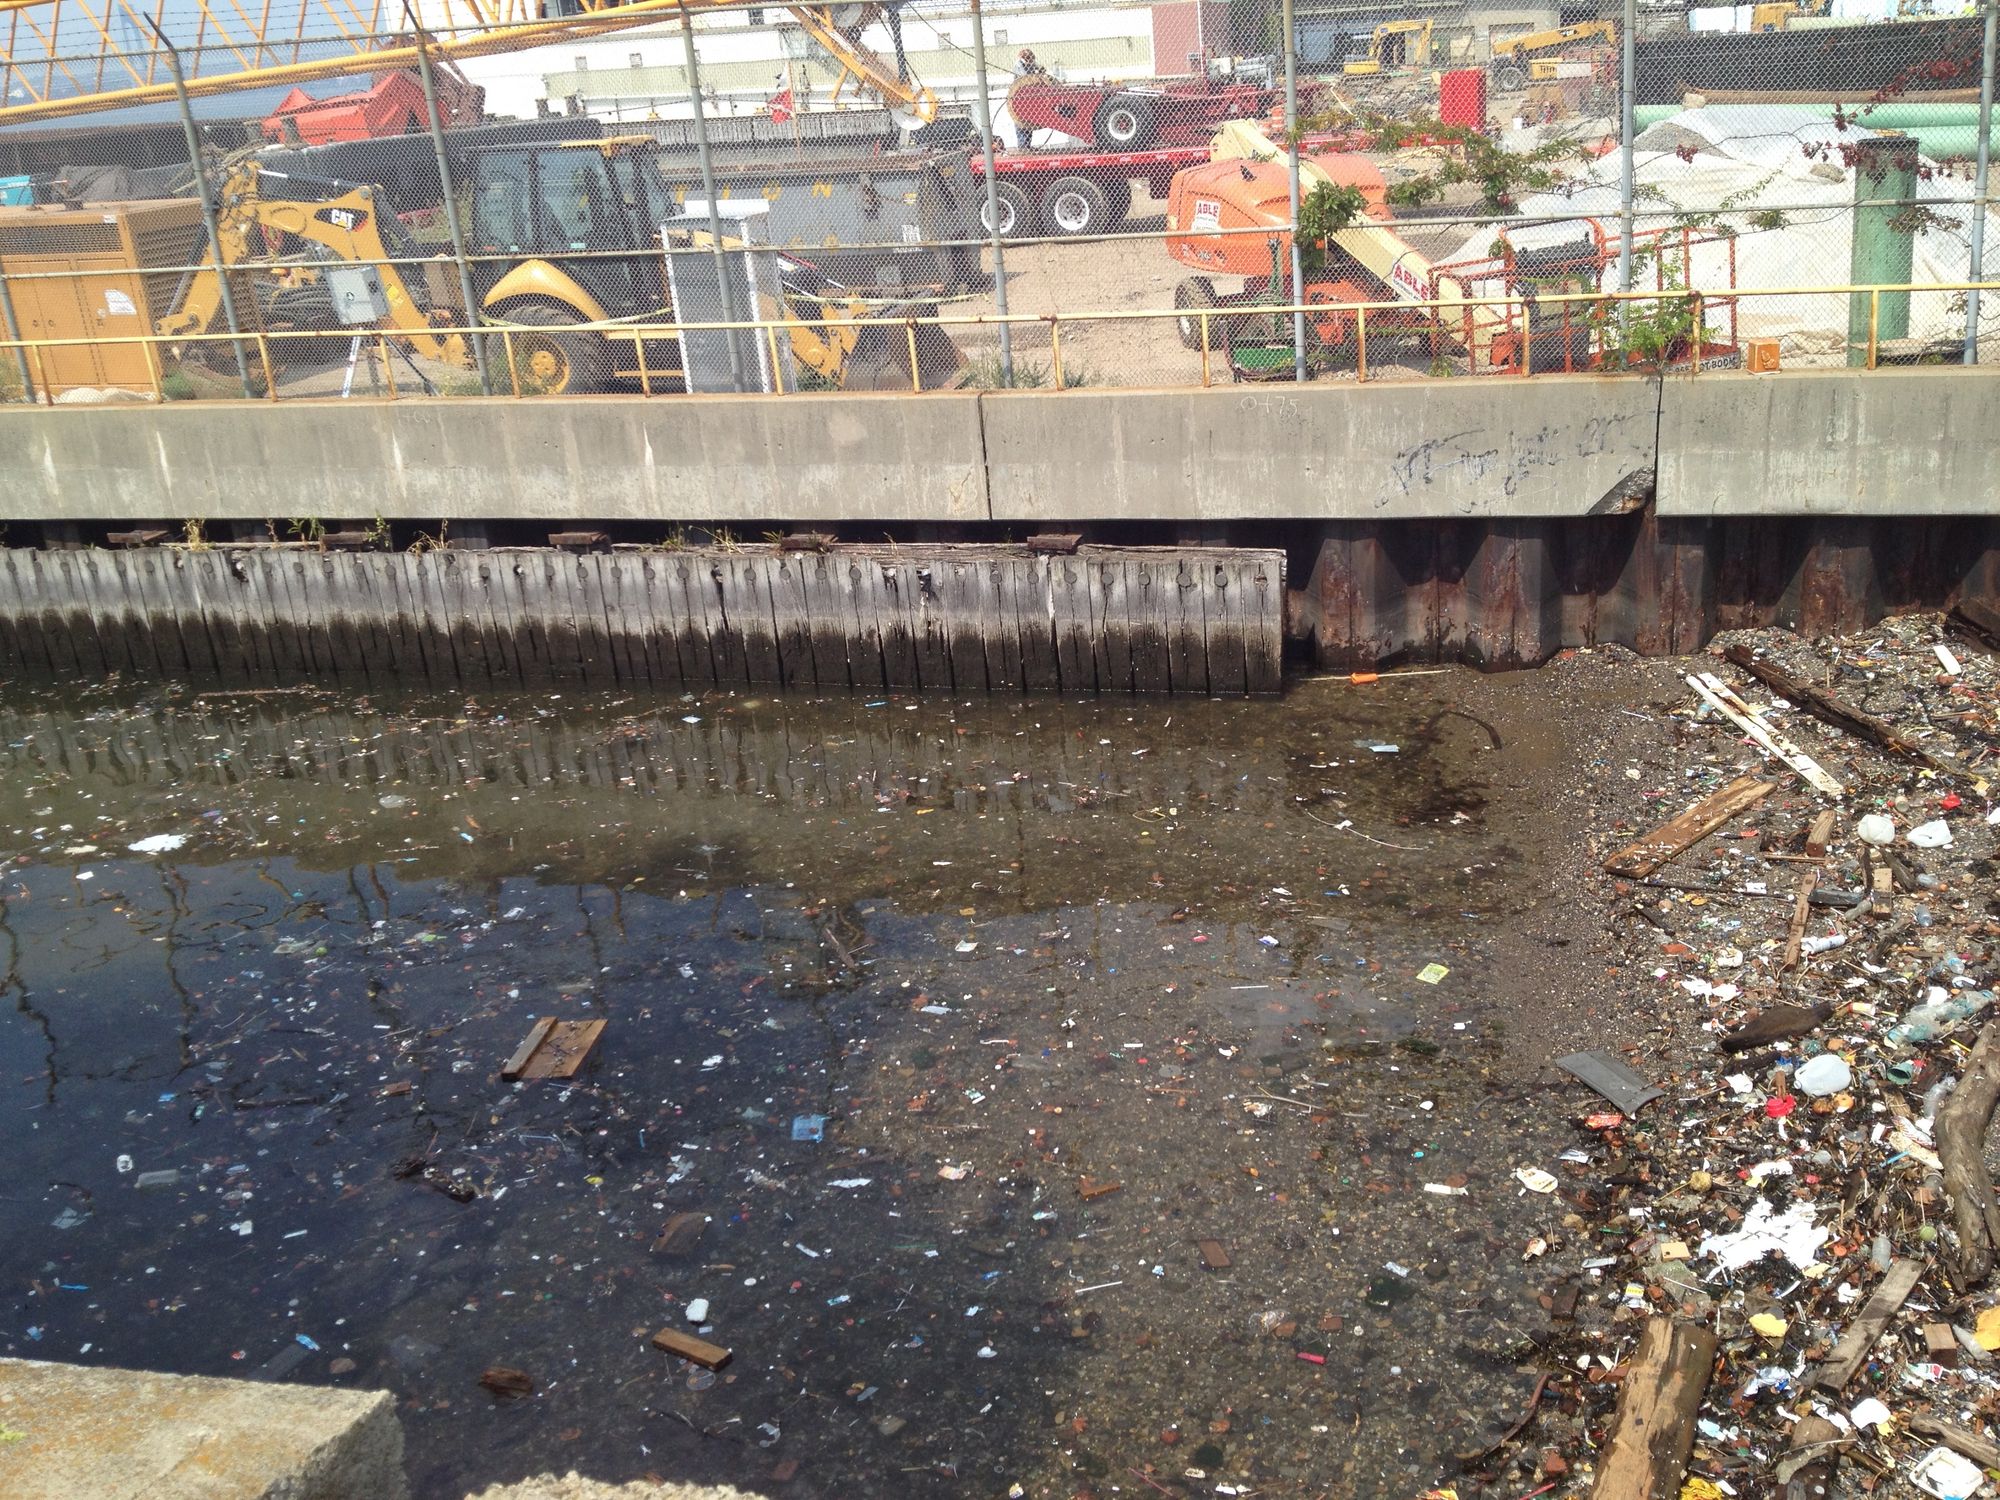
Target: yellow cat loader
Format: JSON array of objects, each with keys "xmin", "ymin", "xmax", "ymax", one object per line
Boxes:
[{"xmin": 158, "ymin": 141, "xmax": 963, "ymax": 394}]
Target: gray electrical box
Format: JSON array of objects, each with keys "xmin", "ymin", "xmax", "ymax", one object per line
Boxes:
[{"xmin": 325, "ymin": 263, "xmax": 392, "ymax": 326}]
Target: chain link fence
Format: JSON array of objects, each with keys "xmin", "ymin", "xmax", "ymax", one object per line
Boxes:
[{"xmin": 0, "ymin": 0, "xmax": 1994, "ymax": 406}]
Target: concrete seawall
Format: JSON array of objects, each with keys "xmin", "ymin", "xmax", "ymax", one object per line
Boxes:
[
  {"xmin": 1, "ymin": 368, "xmax": 1991, "ymax": 523},
  {"xmin": 0, "ymin": 370, "xmax": 1993, "ymax": 675}
]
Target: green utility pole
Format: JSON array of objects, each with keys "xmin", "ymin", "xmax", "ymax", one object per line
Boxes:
[{"xmin": 1847, "ymin": 134, "xmax": 1916, "ymax": 367}]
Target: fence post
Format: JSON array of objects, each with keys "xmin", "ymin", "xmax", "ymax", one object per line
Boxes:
[
  {"xmin": 1282, "ymin": 0, "xmax": 1305, "ymax": 383},
  {"xmin": 679, "ymin": 3, "xmax": 747, "ymax": 392},
  {"xmin": 146, "ymin": 18, "xmax": 253, "ymax": 399},
  {"xmin": 0, "ymin": 263, "xmax": 32, "ymax": 402},
  {"xmin": 1966, "ymin": 0, "xmax": 1996, "ymax": 364},
  {"xmin": 405, "ymin": 4, "xmax": 490, "ymax": 395},
  {"xmin": 968, "ymin": 0, "xmax": 1012, "ymax": 386},
  {"xmin": 1615, "ymin": 0, "xmax": 1636, "ymax": 312}
]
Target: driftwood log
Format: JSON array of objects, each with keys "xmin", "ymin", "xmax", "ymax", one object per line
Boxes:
[
  {"xmin": 1589, "ymin": 1318, "xmax": 1719, "ymax": 1500},
  {"xmin": 1722, "ymin": 645, "xmax": 1952, "ymax": 773},
  {"xmin": 1937, "ymin": 1019, "xmax": 2000, "ymax": 1287}
]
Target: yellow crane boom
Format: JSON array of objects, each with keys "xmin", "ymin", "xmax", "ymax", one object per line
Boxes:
[{"xmin": 0, "ymin": 0, "xmax": 935, "ymax": 126}]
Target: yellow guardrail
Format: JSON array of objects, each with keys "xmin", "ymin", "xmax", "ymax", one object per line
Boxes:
[{"xmin": 3, "ymin": 280, "xmax": 1995, "ymax": 403}]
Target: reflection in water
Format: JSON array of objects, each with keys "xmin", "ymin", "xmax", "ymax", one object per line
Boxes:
[{"xmin": 0, "ymin": 683, "xmax": 1554, "ymax": 1500}]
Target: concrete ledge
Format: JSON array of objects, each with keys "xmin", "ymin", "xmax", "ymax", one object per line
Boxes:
[
  {"xmin": 1656, "ymin": 367, "xmax": 2000, "ymax": 517},
  {"xmin": 0, "ymin": 393, "xmax": 989, "ymax": 524},
  {"xmin": 981, "ymin": 379, "xmax": 1662, "ymax": 521},
  {"xmin": 0, "ymin": 1357, "xmax": 405, "ymax": 1500},
  {"xmin": 4, "ymin": 369, "xmax": 1998, "ymax": 525}
]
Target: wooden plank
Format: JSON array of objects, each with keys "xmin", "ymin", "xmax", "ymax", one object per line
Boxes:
[
  {"xmin": 251, "ymin": 551, "xmax": 307, "ymax": 679},
  {"xmin": 721, "ymin": 554, "xmax": 782, "ymax": 686},
  {"xmin": 699, "ymin": 554, "xmax": 749, "ymax": 687},
  {"xmin": 874, "ymin": 559, "xmax": 921, "ymax": 690},
  {"xmin": 1813, "ymin": 1260, "xmax": 1923, "ymax": 1390},
  {"xmin": 770, "ymin": 553, "xmax": 816, "ymax": 688},
  {"xmin": 1589, "ymin": 1318, "xmax": 1719, "ymax": 1500},
  {"xmin": 435, "ymin": 552, "xmax": 492, "ymax": 686},
  {"xmin": 345, "ymin": 553, "xmax": 398, "ymax": 684},
  {"xmin": 319, "ymin": 554, "xmax": 373, "ymax": 685},
  {"xmin": 34, "ymin": 553, "xmax": 85, "ymax": 677},
  {"xmin": 188, "ymin": 549, "xmax": 251, "ymax": 679},
  {"xmin": 837, "ymin": 556, "xmax": 888, "ymax": 690},
  {"xmin": 664, "ymin": 555, "xmax": 716, "ymax": 689},
  {"xmin": 500, "ymin": 1017, "xmax": 606, "ymax": 1080},
  {"xmin": 941, "ymin": 557, "xmax": 989, "ymax": 693},
  {"xmin": 637, "ymin": 556, "xmax": 687, "ymax": 688},
  {"xmin": 1049, "ymin": 555, "xmax": 1094, "ymax": 694},
  {"xmin": 1135, "ymin": 556, "xmax": 1177, "ymax": 695},
  {"xmin": 290, "ymin": 553, "xmax": 340, "ymax": 677},
  {"xmin": 470, "ymin": 553, "xmax": 521, "ymax": 684},
  {"xmin": 59, "ymin": 550, "xmax": 113, "ymax": 677},
  {"xmin": 409, "ymin": 554, "xmax": 460, "ymax": 686},
  {"xmin": 1782, "ymin": 870, "xmax": 1817, "ymax": 971},
  {"xmin": 1, "ymin": 552, "xmax": 52, "ymax": 675},
  {"xmin": 1164, "ymin": 553, "xmax": 1208, "ymax": 696},
  {"xmin": 1724, "ymin": 643, "xmax": 1949, "ymax": 772},
  {"xmin": 523, "ymin": 553, "xmax": 575, "ymax": 686},
  {"xmin": 800, "ymin": 553, "xmax": 850, "ymax": 690},
  {"xmin": 1089, "ymin": 553, "xmax": 1132, "ymax": 694},
  {"xmin": 1204, "ymin": 552, "xmax": 1249, "ymax": 696},
  {"xmin": 1804, "ymin": 809, "xmax": 1838, "ymax": 859},
  {"xmin": 986, "ymin": 556, "xmax": 1025, "ymax": 694},
  {"xmin": 1015, "ymin": 556, "xmax": 1060, "ymax": 693},
  {"xmin": 598, "ymin": 555, "xmax": 651, "ymax": 686},
  {"xmin": 651, "ymin": 1328, "xmax": 731, "ymax": 1371},
  {"xmin": 913, "ymin": 562, "xmax": 953, "ymax": 689},
  {"xmin": 569, "ymin": 554, "xmax": 617, "ymax": 687},
  {"xmin": 1602, "ymin": 775, "xmax": 1776, "ymax": 878},
  {"xmin": 155, "ymin": 551, "xmax": 214, "ymax": 680},
  {"xmin": 477, "ymin": 552, "xmax": 528, "ymax": 686},
  {"xmin": 1244, "ymin": 550, "xmax": 1284, "ymax": 695},
  {"xmin": 499, "ymin": 1019, "xmax": 558, "ymax": 1077},
  {"xmin": 1687, "ymin": 672, "xmax": 1843, "ymax": 797},
  {"xmin": 110, "ymin": 550, "xmax": 172, "ymax": 678}
]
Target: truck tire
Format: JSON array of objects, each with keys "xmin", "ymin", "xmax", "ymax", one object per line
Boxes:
[
  {"xmin": 1093, "ymin": 94, "xmax": 1160, "ymax": 150},
  {"xmin": 1100, "ymin": 177, "xmax": 1133, "ymax": 225},
  {"xmin": 1042, "ymin": 176, "xmax": 1113, "ymax": 236},
  {"xmin": 979, "ymin": 179, "xmax": 1034, "ymax": 239},
  {"xmin": 1491, "ymin": 59, "xmax": 1529, "ymax": 93},
  {"xmin": 1174, "ymin": 276, "xmax": 1219, "ymax": 350},
  {"xmin": 498, "ymin": 301, "xmax": 611, "ymax": 394}
]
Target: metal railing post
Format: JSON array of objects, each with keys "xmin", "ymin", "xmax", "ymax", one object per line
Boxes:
[
  {"xmin": 680, "ymin": 4, "xmax": 746, "ymax": 392},
  {"xmin": 0, "ymin": 267, "xmax": 32, "ymax": 402},
  {"xmin": 1282, "ymin": 0, "xmax": 1305, "ymax": 383},
  {"xmin": 1616, "ymin": 0, "xmax": 1637, "ymax": 338},
  {"xmin": 405, "ymin": 4, "xmax": 490, "ymax": 395},
  {"xmin": 968, "ymin": 0, "xmax": 1012, "ymax": 385},
  {"xmin": 146, "ymin": 18, "xmax": 253, "ymax": 399},
  {"xmin": 1967, "ymin": 0, "xmax": 1997, "ymax": 364}
]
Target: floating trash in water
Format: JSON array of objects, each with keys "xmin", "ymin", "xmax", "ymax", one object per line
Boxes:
[{"xmin": 127, "ymin": 833, "xmax": 187, "ymax": 854}]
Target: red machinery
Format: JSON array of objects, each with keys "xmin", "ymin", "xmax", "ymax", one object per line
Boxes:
[
  {"xmin": 261, "ymin": 68, "xmax": 483, "ymax": 146},
  {"xmin": 1163, "ymin": 127, "xmax": 1739, "ymax": 374},
  {"xmin": 1005, "ymin": 65, "xmax": 1323, "ymax": 151}
]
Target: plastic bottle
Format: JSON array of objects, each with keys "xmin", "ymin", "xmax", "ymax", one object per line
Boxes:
[{"xmin": 1887, "ymin": 993, "xmax": 1984, "ymax": 1048}]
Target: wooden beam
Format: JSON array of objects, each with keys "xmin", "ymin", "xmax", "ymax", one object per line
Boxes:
[
  {"xmin": 1813, "ymin": 1259, "xmax": 1924, "ymax": 1390},
  {"xmin": 652, "ymin": 1327, "xmax": 732, "ymax": 1370},
  {"xmin": 1723, "ymin": 644, "xmax": 1950, "ymax": 773},
  {"xmin": 1603, "ymin": 775, "xmax": 1776, "ymax": 878},
  {"xmin": 1589, "ymin": 1318, "xmax": 1718, "ymax": 1500},
  {"xmin": 1937, "ymin": 1020, "xmax": 2000, "ymax": 1288}
]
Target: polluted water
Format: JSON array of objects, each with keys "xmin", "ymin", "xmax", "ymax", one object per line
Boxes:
[{"xmin": 0, "ymin": 676, "xmax": 1587, "ymax": 1498}]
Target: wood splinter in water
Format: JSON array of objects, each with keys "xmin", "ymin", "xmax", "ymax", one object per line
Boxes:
[{"xmin": 501, "ymin": 1018, "xmax": 606, "ymax": 1080}]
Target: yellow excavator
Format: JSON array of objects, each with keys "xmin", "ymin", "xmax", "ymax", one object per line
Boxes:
[
  {"xmin": 1342, "ymin": 20, "xmax": 1434, "ymax": 77},
  {"xmin": 1488, "ymin": 21, "xmax": 1616, "ymax": 93},
  {"xmin": 157, "ymin": 141, "xmax": 963, "ymax": 393}
]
